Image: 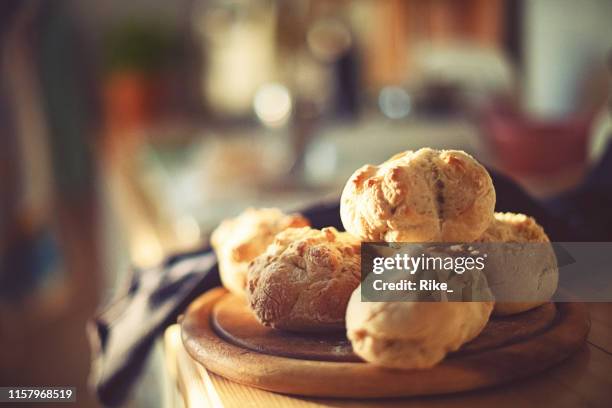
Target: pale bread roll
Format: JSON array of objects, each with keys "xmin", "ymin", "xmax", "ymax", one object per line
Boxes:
[
  {"xmin": 211, "ymin": 208, "xmax": 309, "ymax": 296},
  {"xmin": 478, "ymin": 212, "xmax": 558, "ymax": 316},
  {"xmin": 340, "ymin": 148, "xmax": 495, "ymax": 243},
  {"xmin": 346, "ymin": 286, "xmax": 493, "ymax": 369}
]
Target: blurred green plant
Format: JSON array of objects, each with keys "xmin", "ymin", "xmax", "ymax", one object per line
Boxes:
[{"xmin": 103, "ymin": 18, "xmax": 179, "ymax": 75}]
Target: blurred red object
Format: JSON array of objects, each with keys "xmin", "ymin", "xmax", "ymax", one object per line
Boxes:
[
  {"xmin": 482, "ymin": 103, "xmax": 594, "ymax": 175},
  {"xmin": 103, "ymin": 71, "xmax": 163, "ymax": 134}
]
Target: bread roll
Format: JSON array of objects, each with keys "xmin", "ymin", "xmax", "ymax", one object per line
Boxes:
[
  {"xmin": 211, "ymin": 208, "xmax": 309, "ymax": 295},
  {"xmin": 478, "ymin": 212, "xmax": 558, "ymax": 316},
  {"xmin": 247, "ymin": 227, "xmax": 361, "ymax": 332},
  {"xmin": 340, "ymin": 148, "xmax": 495, "ymax": 243},
  {"xmin": 479, "ymin": 212, "xmax": 549, "ymax": 243},
  {"xmin": 346, "ymin": 287, "xmax": 493, "ymax": 369}
]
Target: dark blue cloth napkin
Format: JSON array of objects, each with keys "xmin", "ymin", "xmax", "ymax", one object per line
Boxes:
[{"xmin": 90, "ymin": 146, "xmax": 612, "ymax": 406}]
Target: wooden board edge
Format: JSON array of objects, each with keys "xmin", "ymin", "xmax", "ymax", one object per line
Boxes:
[{"xmin": 181, "ymin": 290, "xmax": 590, "ymax": 399}]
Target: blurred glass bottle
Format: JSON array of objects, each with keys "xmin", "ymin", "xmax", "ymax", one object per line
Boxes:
[{"xmin": 193, "ymin": 0, "xmax": 279, "ymax": 118}]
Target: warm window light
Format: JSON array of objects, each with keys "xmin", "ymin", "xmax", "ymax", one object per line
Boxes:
[{"xmin": 253, "ymin": 83, "xmax": 292, "ymax": 127}]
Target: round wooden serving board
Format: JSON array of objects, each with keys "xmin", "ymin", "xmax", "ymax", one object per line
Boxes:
[{"xmin": 181, "ymin": 288, "xmax": 590, "ymax": 398}]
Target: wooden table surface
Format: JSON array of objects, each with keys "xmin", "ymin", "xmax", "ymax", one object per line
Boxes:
[{"xmin": 165, "ymin": 303, "xmax": 612, "ymax": 408}]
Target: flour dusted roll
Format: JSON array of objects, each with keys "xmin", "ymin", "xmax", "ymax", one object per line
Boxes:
[
  {"xmin": 340, "ymin": 148, "xmax": 495, "ymax": 243},
  {"xmin": 479, "ymin": 212, "xmax": 550, "ymax": 243},
  {"xmin": 478, "ymin": 212, "xmax": 558, "ymax": 316},
  {"xmin": 346, "ymin": 287, "xmax": 493, "ymax": 369}
]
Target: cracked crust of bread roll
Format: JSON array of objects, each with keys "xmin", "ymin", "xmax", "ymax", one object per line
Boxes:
[
  {"xmin": 346, "ymin": 287, "xmax": 493, "ymax": 369},
  {"xmin": 340, "ymin": 148, "xmax": 495, "ymax": 243},
  {"xmin": 478, "ymin": 212, "xmax": 549, "ymax": 243},
  {"xmin": 247, "ymin": 227, "xmax": 361, "ymax": 332},
  {"xmin": 478, "ymin": 212, "xmax": 558, "ymax": 316},
  {"xmin": 211, "ymin": 208, "xmax": 309, "ymax": 296}
]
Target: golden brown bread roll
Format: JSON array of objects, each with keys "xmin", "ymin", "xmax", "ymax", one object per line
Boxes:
[
  {"xmin": 478, "ymin": 212, "xmax": 549, "ymax": 243},
  {"xmin": 346, "ymin": 286, "xmax": 493, "ymax": 369},
  {"xmin": 478, "ymin": 212, "xmax": 558, "ymax": 316},
  {"xmin": 247, "ymin": 227, "xmax": 361, "ymax": 332},
  {"xmin": 340, "ymin": 148, "xmax": 495, "ymax": 243},
  {"xmin": 211, "ymin": 208, "xmax": 309, "ymax": 296}
]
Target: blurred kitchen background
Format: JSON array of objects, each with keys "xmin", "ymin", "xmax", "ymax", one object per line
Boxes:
[{"xmin": 1, "ymin": 0, "xmax": 611, "ymax": 406}]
